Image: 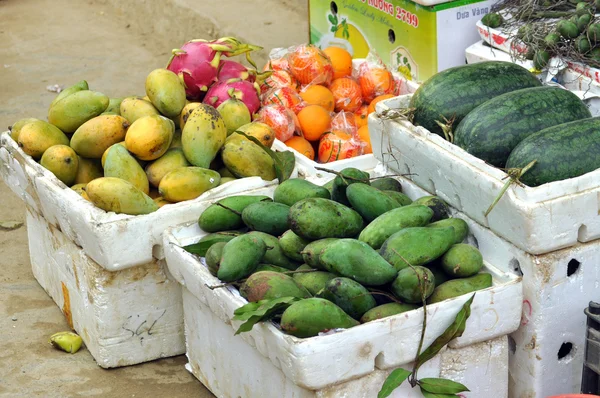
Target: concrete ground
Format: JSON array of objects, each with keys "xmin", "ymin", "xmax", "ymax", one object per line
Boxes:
[{"xmin": 0, "ymin": 0, "xmax": 307, "ymax": 396}]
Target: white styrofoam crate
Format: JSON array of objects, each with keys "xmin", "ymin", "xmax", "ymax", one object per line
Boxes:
[
  {"xmin": 25, "ymin": 208, "xmax": 185, "ymax": 368},
  {"xmin": 0, "ymin": 131, "xmax": 299, "ymax": 271},
  {"xmin": 162, "ymin": 182, "xmax": 521, "ymax": 396},
  {"xmin": 371, "ymin": 95, "xmax": 600, "ymax": 255}
]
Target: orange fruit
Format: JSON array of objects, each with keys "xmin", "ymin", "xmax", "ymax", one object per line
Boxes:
[
  {"xmin": 285, "ymin": 136, "xmax": 315, "ymax": 160},
  {"xmin": 256, "ymin": 105, "xmax": 295, "ymax": 142},
  {"xmin": 357, "ymin": 125, "xmax": 372, "ymax": 154},
  {"xmin": 297, "ymin": 105, "xmax": 332, "ymax": 142},
  {"xmin": 367, "ymin": 94, "xmax": 396, "ymax": 114},
  {"xmin": 329, "ymin": 77, "xmax": 363, "ymax": 113},
  {"xmin": 323, "ymin": 46, "xmax": 353, "ymax": 80},
  {"xmin": 300, "ymin": 85, "xmax": 335, "ymax": 112},
  {"xmin": 358, "ymin": 64, "xmax": 395, "ymax": 103},
  {"xmin": 260, "ymin": 70, "xmax": 299, "ymax": 95},
  {"xmin": 288, "ymin": 44, "xmax": 334, "ymax": 86},
  {"xmin": 318, "ymin": 130, "xmax": 362, "ymax": 163},
  {"xmin": 355, "ymin": 105, "xmax": 369, "ymax": 128}
]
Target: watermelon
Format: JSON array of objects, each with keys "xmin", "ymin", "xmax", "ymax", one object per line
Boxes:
[
  {"xmin": 454, "ymin": 86, "xmax": 592, "ymax": 167},
  {"xmin": 506, "ymin": 117, "xmax": 600, "ymax": 187},
  {"xmin": 409, "ymin": 61, "xmax": 542, "ymax": 137}
]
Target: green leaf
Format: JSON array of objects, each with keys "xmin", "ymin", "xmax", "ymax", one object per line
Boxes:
[
  {"xmin": 403, "ymin": 56, "xmax": 408, "ymax": 64},
  {"xmin": 232, "ymin": 297, "xmax": 300, "ymax": 335},
  {"xmin": 233, "ymin": 131, "xmax": 295, "ymax": 183},
  {"xmin": 415, "ymin": 294, "xmax": 475, "ymax": 370},
  {"xmin": 328, "ymin": 14, "xmax": 337, "ymax": 25},
  {"xmin": 182, "ymin": 241, "xmax": 215, "ymax": 256},
  {"xmin": 377, "ymin": 368, "xmax": 412, "ymax": 398},
  {"xmin": 330, "ymin": 26, "xmax": 338, "ymax": 33},
  {"xmin": 420, "ymin": 388, "xmax": 458, "ymax": 398},
  {"xmin": 419, "ymin": 378, "xmax": 469, "ymax": 394},
  {"xmin": 343, "ymin": 27, "xmax": 350, "ymax": 39}
]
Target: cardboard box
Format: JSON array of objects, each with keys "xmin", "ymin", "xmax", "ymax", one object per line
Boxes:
[{"xmin": 309, "ymin": 0, "xmax": 495, "ymax": 82}]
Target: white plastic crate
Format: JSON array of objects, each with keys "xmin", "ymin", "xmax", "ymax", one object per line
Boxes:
[
  {"xmin": 0, "ymin": 131, "xmax": 299, "ymax": 271},
  {"xmin": 371, "ymin": 95, "xmax": 600, "ymax": 255},
  {"xmin": 25, "ymin": 208, "xmax": 185, "ymax": 368},
  {"xmin": 162, "ymin": 182, "xmax": 521, "ymax": 397}
]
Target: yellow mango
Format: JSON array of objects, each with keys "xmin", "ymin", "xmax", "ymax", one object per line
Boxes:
[
  {"xmin": 125, "ymin": 115, "xmax": 174, "ymax": 161},
  {"xmin": 217, "ymin": 99, "xmax": 252, "ymax": 135},
  {"xmin": 219, "ymin": 177, "xmax": 236, "ymax": 185},
  {"xmin": 179, "ymin": 102, "xmax": 202, "ymax": 130},
  {"xmin": 48, "ymin": 90, "xmax": 109, "ymax": 133},
  {"xmin": 222, "ymin": 134, "xmax": 276, "ymax": 181},
  {"xmin": 145, "ymin": 68, "xmax": 187, "ymax": 118},
  {"xmin": 104, "ymin": 144, "xmax": 149, "ymax": 194},
  {"xmin": 74, "ymin": 156, "xmax": 103, "ymax": 185},
  {"xmin": 70, "ymin": 115, "xmax": 129, "ymax": 158},
  {"xmin": 153, "ymin": 197, "xmax": 171, "ymax": 208},
  {"xmin": 40, "ymin": 145, "xmax": 79, "ymax": 186},
  {"xmin": 71, "ymin": 183, "xmax": 90, "ymax": 201},
  {"xmin": 169, "ymin": 129, "xmax": 182, "ymax": 149},
  {"xmin": 158, "ymin": 167, "xmax": 221, "ymax": 203},
  {"xmin": 119, "ymin": 97, "xmax": 160, "ymax": 124},
  {"xmin": 181, "ymin": 104, "xmax": 227, "ymax": 168},
  {"xmin": 237, "ymin": 121, "xmax": 275, "ymax": 147},
  {"xmin": 145, "ymin": 148, "xmax": 190, "ymax": 188},
  {"xmin": 86, "ymin": 177, "xmax": 158, "ymax": 215},
  {"xmin": 17, "ymin": 120, "xmax": 70, "ymax": 159},
  {"xmin": 104, "ymin": 97, "xmax": 124, "ymax": 115},
  {"xmin": 9, "ymin": 118, "xmax": 39, "ymax": 142}
]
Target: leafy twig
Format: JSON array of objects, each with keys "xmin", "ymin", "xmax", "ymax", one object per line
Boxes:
[{"xmin": 484, "ymin": 159, "xmax": 536, "ymax": 217}]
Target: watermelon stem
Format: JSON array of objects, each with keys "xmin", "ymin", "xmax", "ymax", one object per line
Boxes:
[
  {"xmin": 484, "ymin": 159, "xmax": 537, "ymax": 217},
  {"xmin": 435, "ymin": 115, "xmax": 456, "ymax": 143},
  {"xmin": 376, "ymin": 107, "xmax": 416, "ymax": 123}
]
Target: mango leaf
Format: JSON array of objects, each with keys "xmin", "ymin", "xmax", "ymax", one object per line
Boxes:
[
  {"xmin": 233, "ymin": 131, "xmax": 295, "ymax": 183},
  {"xmin": 232, "ymin": 297, "xmax": 300, "ymax": 335},
  {"xmin": 377, "ymin": 368, "xmax": 412, "ymax": 398},
  {"xmin": 419, "ymin": 378, "xmax": 469, "ymax": 394},
  {"xmin": 415, "ymin": 294, "xmax": 475, "ymax": 371},
  {"xmin": 328, "ymin": 14, "xmax": 338, "ymax": 25},
  {"xmin": 420, "ymin": 388, "xmax": 457, "ymax": 398}
]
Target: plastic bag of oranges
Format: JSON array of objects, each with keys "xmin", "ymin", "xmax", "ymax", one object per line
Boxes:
[
  {"xmin": 255, "ymin": 104, "xmax": 298, "ymax": 142},
  {"xmin": 263, "ymin": 47, "xmax": 290, "ymax": 72},
  {"xmin": 286, "ymin": 44, "xmax": 334, "ymax": 86},
  {"xmin": 261, "ymin": 86, "xmax": 304, "ymax": 113},
  {"xmin": 318, "ymin": 111, "xmax": 365, "ymax": 163},
  {"xmin": 259, "ymin": 70, "xmax": 299, "ymax": 95},
  {"xmin": 354, "ymin": 52, "xmax": 396, "ymax": 103}
]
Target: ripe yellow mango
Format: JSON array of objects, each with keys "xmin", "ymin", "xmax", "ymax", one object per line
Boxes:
[
  {"xmin": 222, "ymin": 134, "xmax": 276, "ymax": 181},
  {"xmin": 85, "ymin": 177, "xmax": 158, "ymax": 215},
  {"xmin": 40, "ymin": 145, "xmax": 79, "ymax": 186},
  {"xmin": 170, "ymin": 129, "xmax": 182, "ymax": 149},
  {"xmin": 48, "ymin": 90, "xmax": 109, "ymax": 133},
  {"xmin": 74, "ymin": 156, "xmax": 103, "ymax": 185},
  {"xmin": 145, "ymin": 68, "xmax": 187, "ymax": 118},
  {"xmin": 9, "ymin": 118, "xmax": 39, "ymax": 142},
  {"xmin": 145, "ymin": 148, "xmax": 190, "ymax": 188},
  {"xmin": 17, "ymin": 120, "xmax": 70, "ymax": 159},
  {"xmin": 119, "ymin": 97, "xmax": 160, "ymax": 124},
  {"xmin": 217, "ymin": 99, "xmax": 252, "ymax": 135},
  {"xmin": 181, "ymin": 104, "xmax": 227, "ymax": 168},
  {"xmin": 153, "ymin": 197, "xmax": 171, "ymax": 208},
  {"xmin": 179, "ymin": 102, "xmax": 202, "ymax": 130},
  {"xmin": 125, "ymin": 115, "xmax": 174, "ymax": 161},
  {"xmin": 71, "ymin": 183, "xmax": 90, "ymax": 201},
  {"xmin": 237, "ymin": 121, "xmax": 275, "ymax": 147},
  {"xmin": 158, "ymin": 167, "xmax": 221, "ymax": 202},
  {"xmin": 70, "ymin": 115, "xmax": 129, "ymax": 158},
  {"xmin": 103, "ymin": 144, "xmax": 149, "ymax": 194}
]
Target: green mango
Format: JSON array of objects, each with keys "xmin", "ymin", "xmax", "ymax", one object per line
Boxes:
[
  {"xmin": 120, "ymin": 97, "xmax": 160, "ymax": 124},
  {"xmin": 221, "ymin": 134, "xmax": 276, "ymax": 181},
  {"xmin": 380, "ymin": 227, "xmax": 455, "ymax": 271},
  {"xmin": 320, "ymin": 239, "xmax": 397, "ymax": 286},
  {"xmin": 104, "ymin": 144, "xmax": 150, "ymax": 194},
  {"xmin": 292, "ymin": 265, "xmax": 337, "ymax": 296},
  {"xmin": 274, "ymin": 178, "xmax": 331, "ymax": 206},
  {"xmin": 254, "ymin": 264, "xmax": 290, "ymax": 273},
  {"xmin": 427, "ymin": 261, "xmax": 451, "ymax": 287},
  {"xmin": 158, "ymin": 167, "xmax": 220, "ymax": 202},
  {"xmin": 322, "ymin": 179, "xmax": 334, "ymax": 195},
  {"xmin": 182, "ymin": 104, "xmax": 227, "ymax": 168},
  {"xmin": 358, "ymin": 205, "xmax": 434, "ymax": 249},
  {"xmin": 370, "ymin": 177, "xmax": 402, "ymax": 192},
  {"xmin": 331, "ymin": 168, "xmax": 370, "ymax": 205},
  {"xmin": 383, "ymin": 191, "xmax": 413, "ymax": 206},
  {"xmin": 9, "ymin": 118, "xmax": 39, "ymax": 142},
  {"xmin": 279, "ymin": 230, "xmax": 311, "ymax": 262},
  {"xmin": 280, "ymin": 298, "xmax": 359, "ymax": 338},
  {"xmin": 242, "ymin": 202, "xmax": 290, "ymax": 236},
  {"xmin": 428, "ymin": 218, "xmax": 469, "ymax": 244},
  {"xmin": 217, "ymin": 99, "xmax": 252, "ymax": 135},
  {"xmin": 48, "ymin": 90, "xmax": 109, "ymax": 132},
  {"xmin": 240, "ymin": 271, "xmax": 311, "ymax": 302},
  {"xmin": 346, "ymin": 183, "xmax": 401, "ymax": 222},
  {"xmin": 289, "ymin": 198, "xmax": 364, "ymax": 240},
  {"xmin": 50, "ymin": 80, "xmax": 89, "ymax": 108},
  {"xmin": 247, "ymin": 231, "xmax": 300, "ymax": 270},
  {"xmin": 104, "ymin": 97, "xmax": 124, "ymax": 115},
  {"xmin": 198, "ymin": 195, "xmax": 272, "ymax": 232},
  {"xmin": 390, "ymin": 266, "xmax": 435, "ymax": 304},
  {"xmin": 220, "ymin": 177, "xmax": 236, "ymax": 185},
  {"xmin": 17, "ymin": 120, "xmax": 70, "ymax": 159},
  {"xmin": 145, "ymin": 68, "xmax": 187, "ymax": 118},
  {"xmin": 205, "ymin": 241, "xmax": 226, "ymax": 276},
  {"xmin": 413, "ymin": 196, "xmax": 450, "ymax": 222},
  {"xmin": 441, "ymin": 244, "xmax": 483, "ymax": 278},
  {"xmin": 319, "ymin": 277, "xmax": 376, "ymax": 320},
  {"xmin": 145, "ymin": 148, "xmax": 190, "ymax": 188},
  {"xmin": 301, "ymin": 238, "xmax": 339, "ymax": 271},
  {"xmin": 360, "ymin": 302, "xmax": 419, "ymax": 323},
  {"xmin": 218, "ymin": 167, "xmax": 236, "ymax": 178},
  {"xmin": 217, "ymin": 234, "xmax": 267, "ymax": 282},
  {"xmin": 428, "ymin": 273, "xmax": 493, "ymax": 304}
]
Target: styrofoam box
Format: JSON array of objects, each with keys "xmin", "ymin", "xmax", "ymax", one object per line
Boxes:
[
  {"xmin": 25, "ymin": 207, "xmax": 185, "ymax": 368},
  {"xmin": 162, "ymin": 181, "xmax": 521, "ymax": 397},
  {"xmin": 371, "ymin": 95, "xmax": 600, "ymax": 255},
  {"xmin": 0, "ymin": 132, "xmax": 298, "ymax": 271}
]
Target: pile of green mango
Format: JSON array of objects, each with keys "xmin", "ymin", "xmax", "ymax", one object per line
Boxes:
[
  {"xmin": 8, "ymin": 71, "xmax": 281, "ymax": 216},
  {"xmin": 193, "ymin": 168, "xmax": 493, "ymax": 338}
]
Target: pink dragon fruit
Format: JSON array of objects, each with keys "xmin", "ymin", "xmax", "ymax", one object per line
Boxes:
[
  {"xmin": 167, "ymin": 37, "xmax": 261, "ymax": 101},
  {"xmin": 217, "ymin": 60, "xmax": 256, "ymax": 83},
  {"xmin": 203, "ymin": 79, "xmax": 261, "ymax": 115}
]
